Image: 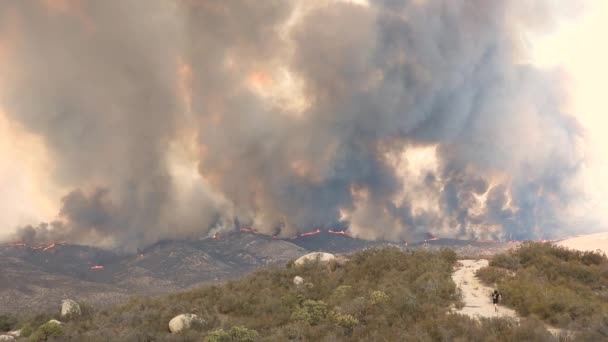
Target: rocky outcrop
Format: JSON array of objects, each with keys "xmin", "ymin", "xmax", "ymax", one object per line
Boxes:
[
  {"xmin": 61, "ymin": 299, "xmax": 81, "ymax": 317},
  {"xmin": 168, "ymin": 314, "xmax": 202, "ymax": 333},
  {"xmin": 294, "ymin": 252, "xmax": 336, "ymax": 266},
  {"xmin": 293, "ymin": 276, "xmax": 304, "ymax": 286}
]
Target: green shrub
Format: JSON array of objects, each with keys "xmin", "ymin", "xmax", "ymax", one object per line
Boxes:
[
  {"xmin": 0, "ymin": 314, "xmax": 17, "ymax": 332},
  {"xmin": 227, "ymin": 326, "xmax": 259, "ymax": 342},
  {"xmin": 369, "ymin": 291, "xmax": 389, "ymax": 305},
  {"xmin": 29, "ymin": 321, "xmax": 64, "ymax": 342},
  {"xmin": 20, "ymin": 323, "xmax": 34, "ymax": 338},
  {"xmin": 290, "ymin": 300, "xmax": 328, "ymax": 325},
  {"xmin": 205, "ymin": 326, "xmax": 259, "ymax": 342},
  {"xmin": 331, "ymin": 312, "xmax": 359, "ymax": 331}
]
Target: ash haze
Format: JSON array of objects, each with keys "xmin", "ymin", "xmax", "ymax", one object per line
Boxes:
[{"xmin": 0, "ymin": 0, "xmax": 602, "ymax": 251}]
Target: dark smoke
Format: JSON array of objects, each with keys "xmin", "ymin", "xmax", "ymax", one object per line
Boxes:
[{"xmin": 0, "ymin": 0, "xmax": 584, "ymax": 250}]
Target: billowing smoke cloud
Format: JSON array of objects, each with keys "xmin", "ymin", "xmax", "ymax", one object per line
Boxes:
[{"xmin": 0, "ymin": 0, "xmax": 586, "ymax": 250}]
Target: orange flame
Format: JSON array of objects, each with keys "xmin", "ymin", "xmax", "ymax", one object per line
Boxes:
[
  {"xmin": 291, "ymin": 228, "xmax": 322, "ymax": 239},
  {"xmin": 240, "ymin": 227, "xmax": 258, "ymax": 234},
  {"xmin": 42, "ymin": 242, "xmax": 56, "ymax": 251},
  {"xmin": 212, "ymin": 233, "xmax": 223, "ymax": 239},
  {"xmin": 4, "ymin": 242, "xmax": 27, "ymax": 247},
  {"xmin": 328, "ymin": 229, "xmax": 351, "ymax": 237},
  {"xmin": 90, "ymin": 265, "xmax": 104, "ymax": 270},
  {"xmin": 29, "ymin": 241, "xmax": 65, "ymax": 251}
]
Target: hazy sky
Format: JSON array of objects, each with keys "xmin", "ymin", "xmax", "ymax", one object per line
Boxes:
[
  {"xmin": 0, "ymin": 0, "xmax": 606, "ymax": 241},
  {"xmin": 531, "ymin": 0, "xmax": 608, "ymax": 231}
]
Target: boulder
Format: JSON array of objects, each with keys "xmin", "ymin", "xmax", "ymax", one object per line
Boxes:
[
  {"xmin": 6, "ymin": 330, "xmax": 20, "ymax": 337},
  {"xmin": 294, "ymin": 252, "xmax": 336, "ymax": 266},
  {"xmin": 61, "ymin": 299, "xmax": 81, "ymax": 317},
  {"xmin": 293, "ymin": 276, "xmax": 304, "ymax": 286},
  {"xmin": 0, "ymin": 335, "xmax": 15, "ymax": 341},
  {"xmin": 168, "ymin": 314, "xmax": 202, "ymax": 333}
]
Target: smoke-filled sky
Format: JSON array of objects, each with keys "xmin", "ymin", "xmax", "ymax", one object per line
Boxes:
[{"xmin": 0, "ymin": 0, "xmax": 604, "ymax": 251}]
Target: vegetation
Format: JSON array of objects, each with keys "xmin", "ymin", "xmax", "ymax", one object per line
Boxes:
[
  {"xmin": 0, "ymin": 314, "xmax": 17, "ymax": 332},
  {"xmin": 28, "ymin": 321, "xmax": 64, "ymax": 342},
  {"xmin": 477, "ymin": 242, "xmax": 608, "ymax": 336},
  {"xmin": 9, "ymin": 247, "xmax": 558, "ymax": 341},
  {"xmin": 205, "ymin": 326, "xmax": 259, "ymax": 342}
]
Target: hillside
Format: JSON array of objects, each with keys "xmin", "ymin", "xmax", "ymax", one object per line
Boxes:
[
  {"xmin": 0, "ymin": 232, "xmax": 307, "ymax": 313},
  {"xmin": 556, "ymin": 232, "xmax": 608, "ymax": 255},
  {"xmin": 476, "ymin": 242, "xmax": 608, "ymax": 339},
  {"xmin": 2, "ymin": 228, "xmax": 521, "ymax": 314},
  {"xmin": 2, "ymin": 247, "xmax": 560, "ymax": 341}
]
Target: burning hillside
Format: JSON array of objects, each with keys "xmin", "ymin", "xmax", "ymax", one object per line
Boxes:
[{"xmin": 3, "ymin": 241, "xmax": 65, "ymax": 251}]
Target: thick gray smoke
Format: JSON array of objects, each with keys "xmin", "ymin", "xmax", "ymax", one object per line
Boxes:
[{"xmin": 0, "ymin": 0, "xmax": 584, "ymax": 250}]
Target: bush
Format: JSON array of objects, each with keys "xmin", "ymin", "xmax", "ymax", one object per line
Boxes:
[
  {"xmin": 290, "ymin": 300, "xmax": 328, "ymax": 325},
  {"xmin": 331, "ymin": 312, "xmax": 358, "ymax": 331},
  {"xmin": 369, "ymin": 291, "xmax": 389, "ymax": 305},
  {"xmin": 0, "ymin": 314, "xmax": 17, "ymax": 332},
  {"xmin": 29, "ymin": 321, "xmax": 64, "ymax": 342},
  {"xmin": 205, "ymin": 326, "xmax": 259, "ymax": 342}
]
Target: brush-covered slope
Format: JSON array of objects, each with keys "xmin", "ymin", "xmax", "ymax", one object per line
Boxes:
[{"xmin": 6, "ymin": 248, "xmax": 557, "ymax": 342}]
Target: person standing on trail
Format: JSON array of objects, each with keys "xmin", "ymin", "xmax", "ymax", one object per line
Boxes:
[{"xmin": 492, "ymin": 289, "xmax": 501, "ymax": 312}]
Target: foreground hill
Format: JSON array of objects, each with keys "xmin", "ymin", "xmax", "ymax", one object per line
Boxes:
[{"xmin": 4, "ymin": 248, "xmax": 558, "ymax": 341}]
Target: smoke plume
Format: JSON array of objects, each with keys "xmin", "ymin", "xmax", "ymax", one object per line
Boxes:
[{"xmin": 0, "ymin": 0, "xmax": 586, "ymax": 250}]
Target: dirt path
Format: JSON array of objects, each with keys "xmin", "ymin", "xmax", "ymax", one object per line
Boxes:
[{"xmin": 452, "ymin": 259, "xmax": 518, "ymax": 319}]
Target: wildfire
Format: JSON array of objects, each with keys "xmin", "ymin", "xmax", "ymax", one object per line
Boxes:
[
  {"xmin": 240, "ymin": 227, "xmax": 258, "ymax": 234},
  {"xmin": 291, "ymin": 228, "xmax": 322, "ymax": 240},
  {"xmin": 31, "ymin": 241, "xmax": 64, "ymax": 251},
  {"xmin": 90, "ymin": 265, "xmax": 104, "ymax": 270},
  {"xmin": 212, "ymin": 233, "xmax": 223, "ymax": 239},
  {"xmin": 4, "ymin": 242, "xmax": 27, "ymax": 247},
  {"xmin": 328, "ymin": 229, "xmax": 351, "ymax": 237},
  {"xmin": 42, "ymin": 242, "xmax": 56, "ymax": 251}
]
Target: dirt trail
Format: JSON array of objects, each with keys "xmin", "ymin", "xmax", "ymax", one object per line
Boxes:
[{"xmin": 452, "ymin": 259, "xmax": 518, "ymax": 319}]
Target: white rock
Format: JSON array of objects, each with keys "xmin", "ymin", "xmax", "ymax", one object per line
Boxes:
[
  {"xmin": 7, "ymin": 330, "xmax": 20, "ymax": 337},
  {"xmin": 293, "ymin": 276, "xmax": 304, "ymax": 285},
  {"xmin": 294, "ymin": 252, "xmax": 336, "ymax": 266},
  {"xmin": 47, "ymin": 319, "xmax": 62, "ymax": 325},
  {"xmin": 61, "ymin": 299, "xmax": 81, "ymax": 317},
  {"xmin": 0, "ymin": 335, "xmax": 15, "ymax": 341},
  {"xmin": 168, "ymin": 314, "xmax": 202, "ymax": 333}
]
